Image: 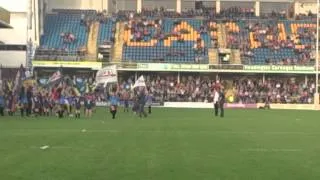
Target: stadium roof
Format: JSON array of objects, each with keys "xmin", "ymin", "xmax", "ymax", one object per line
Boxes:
[
  {"xmin": 181, "ymin": 0, "xmax": 293, "ymax": 1},
  {"xmin": 0, "ymin": 19, "xmax": 12, "ymax": 28},
  {"xmin": 295, "ymin": 0, "xmax": 317, "ymax": 2},
  {"xmin": 0, "ymin": 6, "xmax": 12, "ymax": 28}
]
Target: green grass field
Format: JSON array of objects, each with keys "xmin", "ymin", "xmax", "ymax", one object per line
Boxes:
[{"xmin": 1, "ymin": 108, "xmax": 320, "ymax": 180}]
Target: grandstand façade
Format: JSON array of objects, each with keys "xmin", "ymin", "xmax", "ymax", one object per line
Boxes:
[{"xmin": 13, "ymin": 0, "xmax": 319, "ymax": 105}]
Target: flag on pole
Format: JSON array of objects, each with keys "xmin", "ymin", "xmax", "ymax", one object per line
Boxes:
[
  {"xmin": 0, "ymin": 64, "xmax": 2, "ymax": 91},
  {"xmin": 95, "ymin": 65, "xmax": 118, "ymax": 85},
  {"xmin": 0, "ymin": 64, "xmax": 2, "ymax": 81},
  {"xmin": 13, "ymin": 64, "xmax": 25, "ymax": 94},
  {"xmin": 133, "ymin": 75, "xmax": 146, "ymax": 89},
  {"xmin": 47, "ymin": 68, "xmax": 62, "ymax": 87}
]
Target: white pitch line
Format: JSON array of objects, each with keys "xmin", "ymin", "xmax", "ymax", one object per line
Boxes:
[
  {"xmin": 29, "ymin": 146, "xmax": 73, "ymax": 149},
  {"xmin": 262, "ymin": 131, "xmax": 320, "ymax": 135},
  {"xmin": 28, "ymin": 146, "xmax": 303, "ymax": 152},
  {"xmin": 241, "ymin": 148, "xmax": 302, "ymax": 152},
  {"xmin": 3, "ymin": 129, "xmax": 320, "ymax": 135}
]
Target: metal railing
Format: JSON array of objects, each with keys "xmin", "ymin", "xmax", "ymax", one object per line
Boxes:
[{"xmin": 34, "ymin": 49, "xmax": 98, "ymax": 61}]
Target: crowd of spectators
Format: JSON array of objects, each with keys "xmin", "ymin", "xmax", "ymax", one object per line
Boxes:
[
  {"xmin": 123, "ymin": 14, "xmax": 207, "ymax": 61},
  {"xmin": 118, "ymin": 74, "xmax": 316, "ymax": 104},
  {"xmin": 118, "ymin": 6, "xmax": 256, "ymax": 20},
  {"xmin": 114, "ymin": 8, "xmax": 317, "ymax": 66},
  {"xmin": 225, "ymin": 22, "xmax": 240, "ymax": 49},
  {"xmin": 232, "ymin": 77, "xmax": 315, "ymax": 104},
  {"xmin": 118, "ymin": 9, "xmax": 202, "ymax": 20},
  {"xmin": 124, "ymin": 16, "xmax": 161, "ymax": 42},
  {"xmin": 0, "ymin": 69, "xmax": 316, "ymax": 105},
  {"xmin": 240, "ymin": 20, "xmax": 315, "ymax": 65},
  {"xmin": 60, "ymin": 32, "xmax": 76, "ymax": 43},
  {"xmin": 219, "ymin": 7, "xmax": 255, "ymax": 19}
]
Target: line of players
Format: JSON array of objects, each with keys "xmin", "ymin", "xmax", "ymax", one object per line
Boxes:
[
  {"xmin": 0, "ymin": 93, "xmax": 94, "ymax": 118},
  {"xmin": 0, "ymin": 87, "xmax": 153, "ymax": 119}
]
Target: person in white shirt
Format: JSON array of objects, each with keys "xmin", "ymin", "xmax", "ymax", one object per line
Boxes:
[{"xmin": 213, "ymin": 88, "xmax": 220, "ymax": 117}]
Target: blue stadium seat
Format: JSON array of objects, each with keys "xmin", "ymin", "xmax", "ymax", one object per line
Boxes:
[
  {"xmin": 241, "ymin": 19, "xmax": 315, "ymax": 64},
  {"xmin": 40, "ymin": 12, "xmax": 89, "ymax": 51},
  {"xmin": 122, "ymin": 19, "xmax": 210, "ymax": 63},
  {"xmin": 98, "ymin": 19, "xmax": 116, "ymax": 45}
]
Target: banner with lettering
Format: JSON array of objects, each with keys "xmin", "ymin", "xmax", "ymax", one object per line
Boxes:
[
  {"xmin": 137, "ymin": 63, "xmax": 209, "ymax": 71},
  {"xmin": 95, "ymin": 65, "xmax": 118, "ymax": 84},
  {"xmin": 243, "ymin": 65, "xmax": 315, "ymax": 72}
]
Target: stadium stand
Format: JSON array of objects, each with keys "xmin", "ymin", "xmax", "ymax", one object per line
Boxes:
[
  {"xmin": 238, "ymin": 19, "xmax": 315, "ymax": 65},
  {"xmin": 97, "ymin": 15, "xmax": 116, "ymax": 45},
  {"xmin": 40, "ymin": 10, "xmax": 94, "ymax": 50},
  {"xmin": 3, "ymin": 4, "xmax": 319, "ymax": 106},
  {"xmin": 36, "ymin": 10, "xmax": 91, "ymax": 61},
  {"xmin": 98, "ymin": 20, "xmax": 116, "ymax": 45},
  {"xmin": 33, "ymin": 7, "xmax": 317, "ymax": 65},
  {"xmin": 35, "ymin": 9, "xmax": 116, "ymax": 61},
  {"xmin": 121, "ymin": 17, "xmax": 212, "ymax": 63}
]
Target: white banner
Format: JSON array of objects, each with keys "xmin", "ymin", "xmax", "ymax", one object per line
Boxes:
[
  {"xmin": 47, "ymin": 70, "xmax": 62, "ymax": 84},
  {"xmin": 96, "ymin": 65, "xmax": 118, "ymax": 84},
  {"xmin": 133, "ymin": 75, "xmax": 146, "ymax": 88}
]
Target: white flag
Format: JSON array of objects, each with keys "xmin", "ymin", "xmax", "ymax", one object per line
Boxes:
[
  {"xmin": 133, "ymin": 75, "xmax": 146, "ymax": 89},
  {"xmin": 47, "ymin": 70, "xmax": 62, "ymax": 85},
  {"xmin": 95, "ymin": 65, "xmax": 118, "ymax": 84}
]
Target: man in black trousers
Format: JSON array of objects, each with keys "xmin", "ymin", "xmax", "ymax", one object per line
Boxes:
[
  {"xmin": 138, "ymin": 90, "xmax": 147, "ymax": 118},
  {"xmin": 218, "ymin": 89, "xmax": 225, "ymax": 117},
  {"xmin": 213, "ymin": 88, "xmax": 220, "ymax": 117},
  {"xmin": 26, "ymin": 87, "xmax": 33, "ymax": 117},
  {"xmin": 213, "ymin": 88, "xmax": 225, "ymax": 118}
]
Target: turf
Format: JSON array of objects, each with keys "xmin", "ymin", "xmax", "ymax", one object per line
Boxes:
[{"xmin": 1, "ymin": 108, "xmax": 320, "ymax": 180}]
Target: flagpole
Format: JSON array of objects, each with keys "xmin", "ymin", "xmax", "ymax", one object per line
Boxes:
[
  {"xmin": 0, "ymin": 64, "xmax": 2, "ymax": 92},
  {"xmin": 0, "ymin": 64, "xmax": 2, "ymax": 80},
  {"xmin": 315, "ymin": 0, "xmax": 319, "ymax": 109}
]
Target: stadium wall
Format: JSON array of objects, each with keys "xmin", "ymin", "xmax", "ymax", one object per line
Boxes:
[
  {"xmin": 294, "ymin": 1, "xmax": 317, "ymax": 14},
  {"xmin": 260, "ymin": 2, "xmax": 291, "ymax": 14},
  {"xmin": 0, "ymin": 0, "xmax": 38, "ymax": 45},
  {"xmin": 0, "ymin": 13, "xmax": 27, "ymax": 45},
  {"xmin": 0, "ymin": 51, "xmax": 26, "ymax": 67},
  {"xmin": 143, "ymin": 0, "xmax": 176, "ymax": 10},
  {"xmin": 164, "ymin": 102, "xmax": 318, "ymax": 110},
  {"xmin": 45, "ymin": 0, "xmax": 108, "ymax": 11},
  {"xmin": 116, "ymin": 0, "xmax": 137, "ymax": 11}
]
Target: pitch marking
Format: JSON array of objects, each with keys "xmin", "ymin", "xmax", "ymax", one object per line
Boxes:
[
  {"xmin": 4, "ymin": 129, "xmax": 320, "ymax": 135},
  {"xmin": 241, "ymin": 148, "xmax": 302, "ymax": 152}
]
